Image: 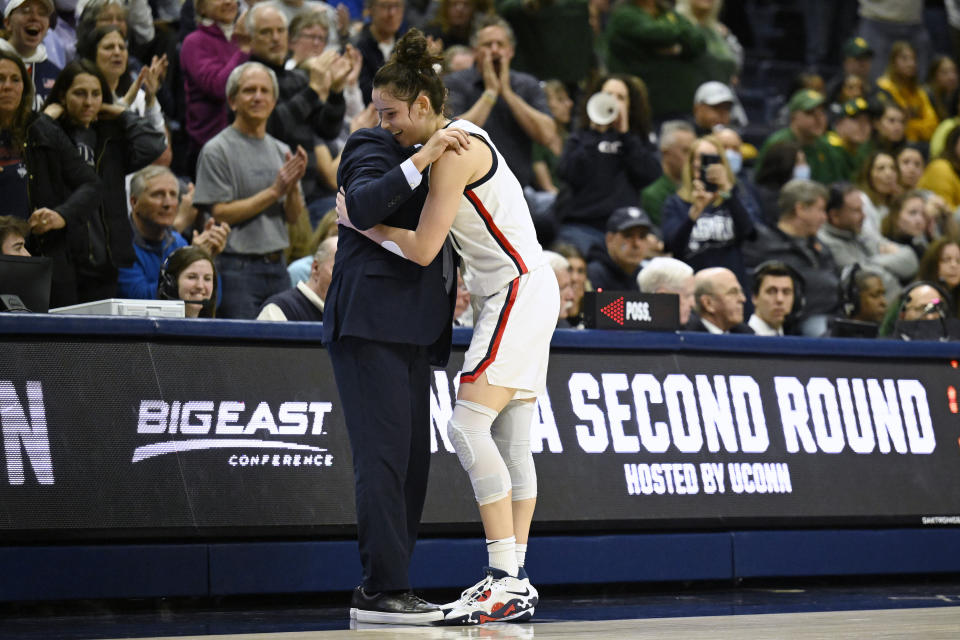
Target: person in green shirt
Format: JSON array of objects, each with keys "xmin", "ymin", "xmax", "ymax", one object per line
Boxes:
[
  {"xmin": 675, "ymin": 0, "xmax": 742, "ymax": 87},
  {"xmin": 826, "ymin": 97, "xmax": 873, "ymax": 180},
  {"xmin": 497, "ymin": 0, "xmax": 595, "ymax": 91},
  {"xmin": 604, "ymin": 0, "xmax": 706, "ymax": 120},
  {"xmin": 641, "ymin": 120, "xmax": 695, "ymax": 225},
  {"xmin": 755, "ymin": 89, "xmax": 847, "ymax": 185}
]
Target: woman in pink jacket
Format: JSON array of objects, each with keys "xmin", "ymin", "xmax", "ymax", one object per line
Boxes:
[{"xmin": 180, "ymin": 0, "xmax": 250, "ymax": 174}]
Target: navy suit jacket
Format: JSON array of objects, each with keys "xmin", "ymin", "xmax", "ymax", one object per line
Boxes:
[{"xmin": 323, "ymin": 127, "xmax": 455, "ymax": 365}]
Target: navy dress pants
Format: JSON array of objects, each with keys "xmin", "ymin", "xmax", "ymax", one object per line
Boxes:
[{"xmin": 327, "ymin": 335, "xmax": 433, "ymax": 592}]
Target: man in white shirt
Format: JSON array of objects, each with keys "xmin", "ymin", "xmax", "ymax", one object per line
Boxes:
[
  {"xmin": 258, "ymin": 236, "xmax": 336, "ymax": 321},
  {"xmin": 748, "ymin": 261, "xmax": 797, "ymax": 336},
  {"xmin": 687, "ymin": 267, "xmax": 749, "ymax": 334}
]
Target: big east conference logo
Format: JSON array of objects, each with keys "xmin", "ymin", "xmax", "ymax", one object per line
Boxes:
[{"xmin": 134, "ymin": 399, "xmax": 336, "ymax": 469}]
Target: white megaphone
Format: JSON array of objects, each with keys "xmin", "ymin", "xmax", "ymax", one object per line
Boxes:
[{"xmin": 586, "ymin": 91, "xmax": 619, "ymax": 126}]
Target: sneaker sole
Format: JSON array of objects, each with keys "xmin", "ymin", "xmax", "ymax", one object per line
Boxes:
[
  {"xmin": 506, "ymin": 607, "xmax": 535, "ymax": 622},
  {"xmin": 350, "ymin": 607, "xmax": 444, "ymax": 625},
  {"xmin": 442, "ymin": 600, "xmax": 535, "ymax": 626}
]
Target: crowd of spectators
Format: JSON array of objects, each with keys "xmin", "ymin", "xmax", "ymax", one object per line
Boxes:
[{"xmin": 3, "ymin": 0, "xmax": 960, "ymax": 339}]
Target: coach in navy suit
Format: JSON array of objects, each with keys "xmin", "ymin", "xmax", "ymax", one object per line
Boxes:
[{"xmin": 323, "ymin": 125, "xmax": 461, "ymax": 623}]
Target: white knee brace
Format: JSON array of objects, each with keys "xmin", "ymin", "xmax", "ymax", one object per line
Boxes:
[
  {"xmin": 492, "ymin": 399, "xmax": 537, "ymax": 501},
  {"xmin": 447, "ymin": 400, "xmax": 511, "ymax": 505}
]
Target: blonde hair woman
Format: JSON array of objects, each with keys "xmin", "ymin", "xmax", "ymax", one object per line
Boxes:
[{"xmin": 661, "ymin": 133, "xmax": 756, "ymax": 286}]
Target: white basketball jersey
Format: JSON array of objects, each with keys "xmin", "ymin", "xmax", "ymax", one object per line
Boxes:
[{"xmin": 443, "ymin": 119, "xmax": 545, "ymax": 296}]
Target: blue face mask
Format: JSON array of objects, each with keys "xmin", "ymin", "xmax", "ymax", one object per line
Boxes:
[
  {"xmin": 725, "ymin": 149, "xmax": 742, "ymax": 175},
  {"xmin": 793, "ymin": 164, "xmax": 812, "ymax": 181}
]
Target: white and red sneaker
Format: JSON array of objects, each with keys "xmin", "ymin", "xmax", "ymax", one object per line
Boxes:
[{"xmin": 442, "ymin": 567, "xmax": 538, "ymax": 626}]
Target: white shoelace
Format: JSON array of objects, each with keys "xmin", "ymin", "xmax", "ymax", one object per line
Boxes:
[{"xmin": 456, "ymin": 574, "xmax": 495, "ymax": 605}]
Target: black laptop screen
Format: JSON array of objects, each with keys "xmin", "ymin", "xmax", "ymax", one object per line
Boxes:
[{"xmin": 0, "ymin": 255, "xmax": 52, "ymax": 312}]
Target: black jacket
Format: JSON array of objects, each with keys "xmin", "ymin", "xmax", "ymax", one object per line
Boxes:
[
  {"xmin": 355, "ymin": 23, "xmax": 405, "ymax": 105},
  {"xmin": 553, "ymin": 129, "xmax": 660, "ymax": 230},
  {"xmin": 253, "ymin": 56, "xmax": 347, "ymax": 201},
  {"xmin": 59, "ymin": 110, "xmax": 166, "ymax": 271},
  {"xmin": 743, "ymin": 224, "xmax": 841, "ymax": 322},
  {"xmin": 661, "ymin": 184, "xmax": 757, "ymax": 288},
  {"xmin": 22, "ymin": 112, "xmax": 102, "ymax": 307},
  {"xmin": 323, "ymin": 127, "xmax": 455, "ymax": 365},
  {"xmin": 261, "ymin": 285, "xmax": 324, "ymax": 322},
  {"xmin": 684, "ymin": 310, "xmax": 754, "ymax": 334},
  {"xmin": 256, "ymin": 55, "xmax": 347, "ymax": 146},
  {"xmin": 586, "ymin": 245, "xmax": 639, "ymax": 292}
]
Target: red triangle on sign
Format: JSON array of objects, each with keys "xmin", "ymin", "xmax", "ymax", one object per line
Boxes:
[{"xmin": 600, "ymin": 296, "xmax": 625, "ymax": 325}]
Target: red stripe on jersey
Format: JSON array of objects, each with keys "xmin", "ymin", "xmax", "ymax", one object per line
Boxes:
[
  {"xmin": 465, "ymin": 189, "xmax": 528, "ymax": 274},
  {"xmin": 460, "ymin": 279, "xmax": 519, "ymax": 384}
]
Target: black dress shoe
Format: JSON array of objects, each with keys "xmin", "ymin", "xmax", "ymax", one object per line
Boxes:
[{"xmin": 349, "ymin": 586, "xmax": 443, "ymax": 625}]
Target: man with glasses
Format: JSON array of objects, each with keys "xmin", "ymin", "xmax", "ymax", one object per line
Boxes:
[
  {"xmin": 1, "ymin": 0, "xmax": 60, "ymax": 108},
  {"xmin": 262, "ymin": 0, "xmax": 345, "ymax": 51},
  {"xmin": 247, "ymin": 3, "xmax": 350, "ymax": 206},
  {"xmin": 286, "ymin": 11, "xmax": 331, "ymax": 69}
]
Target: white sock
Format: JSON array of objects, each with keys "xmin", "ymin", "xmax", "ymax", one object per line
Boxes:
[
  {"xmin": 515, "ymin": 542, "xmax": 527, "ymax": 568},
  {"xmin": 486, "ymin": 536, "xmax": 518, "ymax": 576}
]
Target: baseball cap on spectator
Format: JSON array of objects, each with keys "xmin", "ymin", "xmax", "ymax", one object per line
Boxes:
[
  {"xmin": 840, "ymin": 97, "xmax": 871, "ymax": 117},
  {"xmin": 788, "ymin": 89, "xmax": 826, "ymax": 113},
  {"xmin": 829, "ymin": 96, "xmax": 874, "ymax": 125},
  {"xmin": 607, "ymin": 206, "xmax": 658, "ymax": 236},
  {"xmin": 4, "ymin": 0, "xmax": 55, "ymax": 18},
  {"xmin": 843, "ymin": 36, "xmax": 874, "ymax": 59},
  {"xmin": 694, "ymin": 81, "xmax": 735, "ymax": 106}
]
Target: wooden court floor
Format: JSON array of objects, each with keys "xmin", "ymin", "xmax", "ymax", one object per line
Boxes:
[
  {"xmin": 99, "ymin": 606, "xmax": 960, "ymax": 640},
  {"xmin": 6, "ymin": 580, "xmax": 960, "ymax": 640}
]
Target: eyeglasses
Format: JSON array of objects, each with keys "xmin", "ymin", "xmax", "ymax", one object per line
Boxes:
[
  {"xmin": 13, "ymin": 3, "xmax": 51, "ymax": 18},
  {"xmin": 296, "ymin": 32, "xmax": 328, "ymax": 43}
]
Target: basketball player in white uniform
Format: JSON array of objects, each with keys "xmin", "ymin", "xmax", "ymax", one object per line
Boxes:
[{"xmin": 337, "ymin": 29, "xmax": 559, "ymax": 625}]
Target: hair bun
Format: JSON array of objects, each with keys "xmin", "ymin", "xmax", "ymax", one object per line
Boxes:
[{"xmin": 393, "ymin": 28, "xmax": 442, "ymax": 74}]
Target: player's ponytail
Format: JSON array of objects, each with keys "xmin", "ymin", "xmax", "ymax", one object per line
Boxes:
[{"xmin": 373, "ymin": 28, "xmax": 447, "ymax": 115}]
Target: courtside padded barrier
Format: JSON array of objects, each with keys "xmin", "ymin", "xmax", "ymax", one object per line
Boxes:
[
  {"xmin": 1, "ymin": 316, "xmax": 959, "ymax": 600},
  {"xmin": 4, "ymin": 530, "xmax": 960, "ymax": 600}
]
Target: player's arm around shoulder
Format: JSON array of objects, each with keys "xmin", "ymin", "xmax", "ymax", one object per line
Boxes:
[
  {"xmin": 412, "ymin": 141, "xmax": 489, "ymax": 258},
  {"xmin": 347, "ymin": 131, "xmax": 484, "ymax": 266}
]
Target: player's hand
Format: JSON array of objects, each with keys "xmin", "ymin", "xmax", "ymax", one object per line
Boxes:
[{"xmin": 415, "ymin": 127, "xmax": 471, "ymax": 167}]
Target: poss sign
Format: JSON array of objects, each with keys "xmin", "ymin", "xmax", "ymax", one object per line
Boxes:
[{"xmin": 582, "ymin": 292, "xmax": 680, "ymax": 330}]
